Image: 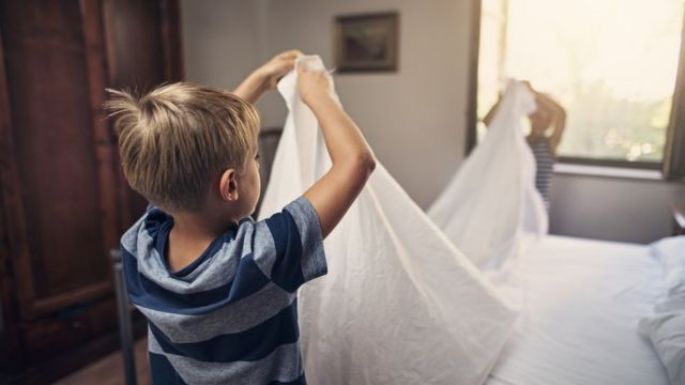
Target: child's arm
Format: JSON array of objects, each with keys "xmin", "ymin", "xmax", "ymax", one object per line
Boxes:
[
  {"xmin": 234, "ymin": 50, "xmax": 301, "ymax": 104},
  {"xmin": 298, "ymin": 67, "xmax": 376, "ymax": 238},
  {"xmin": 482, "ymin": 95, "xmax": 502, "ymax": 127},
  {"xmin": 536, "ymin": 93, "xmax": 566, "ymax": 155}
]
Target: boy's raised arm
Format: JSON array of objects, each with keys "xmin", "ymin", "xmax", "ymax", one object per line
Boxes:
[{"xmin": 298, "ymin": 67, "xmax": 376, "ymax": 238}]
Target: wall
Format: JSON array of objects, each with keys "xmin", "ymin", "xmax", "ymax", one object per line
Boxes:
[
  {"xmin": 181, "ymin": 0, "xmax": 473, "ymax": 208},
  {"xmin": 181, "ymin": 0, "xmax": 684, "ymax": 243},
  {"xmin": 181, "ymin": 1, "xmax": 264, "ymax": 91},
  {"xmin": 549, "ymin": 173, "xmax": 685, "ymax": 243}
]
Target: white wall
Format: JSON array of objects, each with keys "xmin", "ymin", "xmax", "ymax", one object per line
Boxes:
[
  {"xmin": 549, "ymin": 174, "xmax": 685, "ymax": 243},
  {"xmin": 181, "ymin": 0, "xmax": 685, "ymax": 243},
  {"xmin": 181, "ymin": 0, "xmax": 473, "ymax": 208}
]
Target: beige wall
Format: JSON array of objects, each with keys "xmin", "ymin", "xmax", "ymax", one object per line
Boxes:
[
  {"xmin": 181, "ymin": 0, "xmax": 473, "ymax": 208},
  {"xmin": 181, "ymin": 1, "xmax": 262, "ymax": 90},
  {"xmin": 549, "ymin": 174, "xmax": 685, "ymax": 243},
  {"xmin": 181, "ymin": 0, "xmax": 685, "ymax": 243}
]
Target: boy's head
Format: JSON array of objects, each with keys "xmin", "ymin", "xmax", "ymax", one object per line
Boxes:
[{"xmin": 106, "ymin": 82, "xmax": 261, "ymax": 218}]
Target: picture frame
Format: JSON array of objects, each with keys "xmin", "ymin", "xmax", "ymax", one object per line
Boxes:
[{"xmin": 334, "ymin": 12, "xmax": 399, "ymax": 73}]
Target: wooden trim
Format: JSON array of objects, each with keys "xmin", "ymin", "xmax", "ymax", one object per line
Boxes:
[
  {"xmin": 31, "ymin": 282, "xmax": 111, "ymax": 315},
  {"xmin": 0, "ymin": 18, "xmax": 38, "ymax": 322},
  {"xmin": 160, "ymin": 0, "xmax": 184, "ymax": 81},
  {"xmin": 82, "ymin": 0, "xmax": 121, "ymax": 254},
  {"xmin": 99, "ymin": 0, "xmax": 129, "ymax": 231},
  {"xmin": 465, "ymin": 0, "xmax": 482, "ymax": 155},
  {"xmin": 663, "ymin": 4, "xmax": 685, "ymax": 182},
  {"xmin": 0, "ymin": 175, "xmax": 23, "ymax": 370}
]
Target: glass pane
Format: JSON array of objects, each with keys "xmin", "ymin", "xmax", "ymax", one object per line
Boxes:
[{"xmin": 478, "ymin": 0, "xmax": 685, "ymax": 163}]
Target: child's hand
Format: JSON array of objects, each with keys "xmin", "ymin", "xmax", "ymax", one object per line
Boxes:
[
  {"xmin": 234, "ymin": 50, "xmax": 301, "ymax": 103},
  {"xmin": 258, "ymin": 50, "xmax": 302, "ymax": 90},
  {"xmin": 297, "ymin": 66, "xmax": 333, "ymax": 107}
]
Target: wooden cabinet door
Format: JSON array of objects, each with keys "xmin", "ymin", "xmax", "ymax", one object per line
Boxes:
[
  {"xmin": 0, "ymin": 0, "xmax": 119, "ymax": 320},
  {"xmin": 102, "ymin": 0, "xmax": 183, "ymax": 227},
  {"xmin": 0, "ymin": 0, "xmax": 181, "ymax": 381}
]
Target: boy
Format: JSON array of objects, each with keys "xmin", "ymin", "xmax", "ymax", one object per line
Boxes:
[{"xmin": 107, "ymin": 50, "xmax": 375, "ymax": 385}]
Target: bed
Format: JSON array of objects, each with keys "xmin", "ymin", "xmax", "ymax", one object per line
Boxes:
[{"xmin": 487, "ymin": 235, "xmax": 669, "ymax": 385}]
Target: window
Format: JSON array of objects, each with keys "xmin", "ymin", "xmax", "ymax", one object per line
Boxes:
[{"xmin": 474, "ymin": 0, "xmax": 685, "ymax": 169}]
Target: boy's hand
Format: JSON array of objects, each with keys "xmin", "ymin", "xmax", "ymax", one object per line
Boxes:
[
  {"xmin": 234, "ymin": 50, "xmax": 301, "ymax": 104},
  {"xmin": 257, "ymin": 50, "xmax": 302, "ymax": 90},
  {"xmin": 297, "ymin": 66, "xmax": 333, "ymax": 107},
  {"xmin": 297, "ymin": 62, "xmax": 376, "ymax": 238}
]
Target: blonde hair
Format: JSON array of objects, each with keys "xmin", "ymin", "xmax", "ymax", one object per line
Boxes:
[{"xmin": 105, "ymin": 82, "xmax": 260, "ymax": 212}]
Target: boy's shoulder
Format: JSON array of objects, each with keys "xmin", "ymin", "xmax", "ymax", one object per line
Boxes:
[
  {"xmin": 120, "ymin": 196, "xmax": 326, "ymax": 304},
  {"xmin": 119, "ymin": 197, "xmax": 314, "ymax": 271}
]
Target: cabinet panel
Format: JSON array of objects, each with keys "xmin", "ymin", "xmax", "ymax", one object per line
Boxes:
[
  {"xmin": 0, "ymin": 0, "xmax": 116, "ymax": 318},
  {"xmin": 0, "ymin": 0, "xmax": 182, "ymax": 381},
  {"xmin": 0, "ymin": 0, "xmax": 113, "ymax": 318}
]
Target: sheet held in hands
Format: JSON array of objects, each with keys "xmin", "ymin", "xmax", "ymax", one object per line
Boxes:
[{"xmin": 259, "ymin": 56, "xmax": 516, "ymax": 385}]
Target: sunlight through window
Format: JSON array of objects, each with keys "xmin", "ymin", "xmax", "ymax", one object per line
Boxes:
[{"xmin": 478, "ymin": 0, "xmax": 685, "ymax": 163}]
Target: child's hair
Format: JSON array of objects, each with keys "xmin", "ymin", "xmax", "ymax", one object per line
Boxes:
[{"xmin": 105, "ymin": 82, "xmax": 260, "ymax": 212}]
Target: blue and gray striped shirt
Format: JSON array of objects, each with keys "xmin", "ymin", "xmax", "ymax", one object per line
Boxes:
[{"xmin": 121, "ymin": 197, "xmax": 327, "ymax": 385}]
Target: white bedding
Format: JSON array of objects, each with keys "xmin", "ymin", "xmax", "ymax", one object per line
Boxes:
[
  {"xmin": 488, "ymin": 235, "xmax": 669, "ymax": 385},
  {"xmin": 429, "ymin": 81, "xmax": 547, "ymax": 270},
  {"xmin": 260, "ymin": 56, "xmax": 516, "ymax": 385}
]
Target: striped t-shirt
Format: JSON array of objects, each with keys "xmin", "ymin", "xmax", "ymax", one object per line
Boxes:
[
  {"xmin": 121, "ymin": 197, "xmax": 327, "ymax": 385},
  {"xmin": 528, "ymin": 137, "xmax": 555, "ymax": 210}
]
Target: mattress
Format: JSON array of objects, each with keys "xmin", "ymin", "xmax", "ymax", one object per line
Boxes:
[{"xmin": 487, "ymin": 235, "xmax": 669, "ymax": 385}]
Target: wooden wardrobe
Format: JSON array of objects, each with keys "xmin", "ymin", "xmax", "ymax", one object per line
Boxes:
[{"xmin": 0, "ymin": 1, "xmax": 182, "ymax": 383}]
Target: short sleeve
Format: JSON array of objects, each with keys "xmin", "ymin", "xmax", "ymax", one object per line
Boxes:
[{"xmin": 252, "ymin": 196, "xmax": 327, "ymax": 292}]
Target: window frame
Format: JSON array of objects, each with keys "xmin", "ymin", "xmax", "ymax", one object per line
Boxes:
[
  {"xmin": 467, "ymin": 0, "xmax": 685, "ymax": 175},
  {"xmin": 664, "ymin": 8, "xmax": 685, "ymax": 181}
]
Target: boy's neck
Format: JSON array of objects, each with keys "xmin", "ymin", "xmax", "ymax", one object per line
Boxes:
[
  {"xmin": 171, "ymin": 209, "xmax": 239, "ymax": 240},
  {"xmin": 165, "ymin": 208, "xmax": 240, "ymax": 273}
]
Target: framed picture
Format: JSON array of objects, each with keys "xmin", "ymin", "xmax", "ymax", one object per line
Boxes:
[{"xmin": 335, "ymin": 12, "xmax": 399, "ymax": 73}]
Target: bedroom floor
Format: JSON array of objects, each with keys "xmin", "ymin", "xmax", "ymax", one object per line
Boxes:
[{"xmin": 51, "ymin": 339, "xmax": 149, "ymax": 385}]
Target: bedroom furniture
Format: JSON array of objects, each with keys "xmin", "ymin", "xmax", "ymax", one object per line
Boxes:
[
  {"xmin": 0, "ymin": 1, "xmax": 182, "ymax": 383},
  {"xmin": 672, "ymin": 205, "xmax": 685, "ymax": 235},
  {"xmin": 487, "ymin": 236, "xmax": 670, "ymax": 385},
  {"xmin": 254, "ymin": 127, "xmax": 283, "ymax": 216},
  {"xmin": 111, "ymin": 249, "xmax": 137, "ymax": 385}
]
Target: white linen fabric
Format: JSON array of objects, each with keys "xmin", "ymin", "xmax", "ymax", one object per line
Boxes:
[
  {"xmin": 639, "ymin": 236, "xmax": 685, "ymax": 385},
  {"xmin": 487, "ymin": 236, "xmax": 670, "ymax": 385},
  {"xmin": 640, "ymin": 312, "xmax": 685, "ymax": 385},
  {"xmin": 649, "ymin": 235, "xmax": 685, "ymax": 296},
  {"xmin": 259, "ymin": 56, "xmax": 516, "ymax": 385},
  {"xmin": 428, "ymin": 81, "xmax": 548, "ymax": 270}
]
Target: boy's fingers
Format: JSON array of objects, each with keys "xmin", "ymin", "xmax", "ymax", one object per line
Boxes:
[
  {"xmin": 297, "ymin": 65, "xmax": 309, "ymax": 75},
  {"xmin": 281, "ymin": 50, "xmax": 303, "ymax": 60}
]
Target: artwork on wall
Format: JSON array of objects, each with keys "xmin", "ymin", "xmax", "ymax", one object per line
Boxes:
[{"xmin": 334, "ymin": 12, "xmax": 399, "ymax": 73}]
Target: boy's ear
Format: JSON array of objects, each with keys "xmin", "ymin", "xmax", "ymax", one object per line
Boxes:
[{"xmin": 219, "ymin": 168, "xmax": 239, "ymax": 202}]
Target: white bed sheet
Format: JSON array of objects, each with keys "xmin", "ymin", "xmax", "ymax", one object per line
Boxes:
[{"xmin": 488, "ymin": 235, "xmax": 669, "ymax": 385}]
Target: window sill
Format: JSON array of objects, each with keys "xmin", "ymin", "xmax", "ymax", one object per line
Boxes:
[{"xmin": 554, "ymin": 163, "xmax": 663, "ymax": 181}]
